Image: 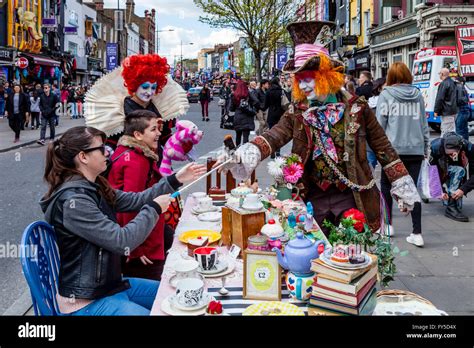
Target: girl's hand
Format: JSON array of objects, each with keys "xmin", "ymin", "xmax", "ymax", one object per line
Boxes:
[
  {"xmin": 139, "ymin": 255, "xmax": 154, "ymax": 265},
  {"xmin": 153, "ymin": 194, "xmax": 174, "ymax": 212},
  {"xmin": 176, "ymin": 163, "xmax": 207, "ymax": 184}
]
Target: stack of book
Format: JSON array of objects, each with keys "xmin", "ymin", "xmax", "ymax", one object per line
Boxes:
[{"xmin": 308, "ymin": 254, "xmax": 378, "ymax": 316}]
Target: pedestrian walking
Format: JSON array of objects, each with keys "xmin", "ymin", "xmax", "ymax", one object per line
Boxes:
[
  {"xmin": 263, "ymin": 77, "xmax": 286, "ymax": 157},
  {"xmin": 434, "ymin": 68, "xmax": 459, "ymax": 137},
  {"xmin": 355, "ymin": 71, "xmax": 373, "ymax": 101},
  {"xmin": 430, "ymin": 132, "xmax": 473, "ymax": 222},
  {"xmin": 29, "ymin": 90, "xmax": 41, "ymax": 129},
  {"xmin": 219, "ymin": 81, "xmax": 232, "ymax": 128},
  {"xmin": 199, "ymin": 83, "xmax": 211, "ymax": 121},
  {"xmin": 5, "ymin": 83, "xmax": 29, "ymax": 143},
  {"xmin": 230, "ymin": 80, "xmax": 255, "ymax": 146},
  {"xmin": 454, "ymin": 76, "xmax": 471, "ymax": 141},
  {"xmin": 376, "ymin": 62, "xmax": 430, "ymax": 247},
  {"xmin": 0, "ymin": 84, "xmax": 5, "ymax": 118},
  {"xmin": 68, "ymin": 86, "xmax": 77, "ymax": 119},
  {"xmin": 37, "ymin": 83, "xmax": 59, "ymax": 145},
  {"xmin": 255, "ymin": 79, "xmax": 269, "ymax": 135},
  {"xmin": 60, "ymin": 86, "xmax": 69, "ymax": 118}
]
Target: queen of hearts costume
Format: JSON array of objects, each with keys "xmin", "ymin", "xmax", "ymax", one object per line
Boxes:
[{"xmin": 227, "ymin": 21, "xmax": 420, "ymax": 234}]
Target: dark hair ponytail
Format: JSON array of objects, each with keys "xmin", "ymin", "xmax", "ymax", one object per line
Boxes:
[{"xmin": 44, "ymin": 126, "xmax": 116, "ymax": 205}]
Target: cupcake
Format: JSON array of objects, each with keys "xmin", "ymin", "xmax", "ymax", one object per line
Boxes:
[{"xmin": 260, "ymin": 219, "xmax": 284, "ymax": 240}]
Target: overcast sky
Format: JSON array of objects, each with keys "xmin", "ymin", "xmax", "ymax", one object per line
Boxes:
[{"xmin": 103, "ymin": 0, "xmax": 239, "ymax": 66}]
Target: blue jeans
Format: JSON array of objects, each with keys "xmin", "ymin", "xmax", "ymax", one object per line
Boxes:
[
  {"xmin": 68, "ymin": 278, "xmax": 159, "ymax": 316},
  {"xmin": 455, "ymin": 106, "xmax": 471, "ymax": 141},
  {"xmin": 366, "ymin": 144, "xmax": 377, "ymax": 169},
  {"xmin": 0, "ymin": 99, "xmax": 5, "ymax": 116}
]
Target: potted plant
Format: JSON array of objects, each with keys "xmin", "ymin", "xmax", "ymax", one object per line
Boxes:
[{"xmin": 267, "ymin": 154, "xmax": 303, "ymax": 201}]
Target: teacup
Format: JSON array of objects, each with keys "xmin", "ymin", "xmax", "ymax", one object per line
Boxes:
[
  {"xmin": 174, "ymin": 277, "xmax": 204, "ymax": 307},
  {"xmin": 194, "ymin": 246, "xmax": 218, "ymax": 271},
  {"xmin": 192, "ymin": 192, "xmax": 207, "ymax": 199},
  {"xmin": 196, "ymin": 197, "xmax": 213, "ymax": 211},
  {"xmin": 173, "ymin": 259, "xmax": 200, "ymax": 283},
  {"xmin": 243, "ymin": 193, "xmax": 262, "ymax": 208}
]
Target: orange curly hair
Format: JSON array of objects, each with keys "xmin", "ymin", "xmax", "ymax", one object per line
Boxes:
[
  {"xmin": 122, "ymin": 54, "xmax": 170, "ymax": 95},
  {"xmin": 292, "ymin": 54, "xmax": 344, "ymax": 102}
]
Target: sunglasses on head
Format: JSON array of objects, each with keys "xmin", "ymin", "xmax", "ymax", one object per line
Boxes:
[
  {"xmin": 140, "ymin": 82, "xmax": 158, "ymax": 90},
  {"xmin": 83, "ymin": 144, "xmax": 106, "ymax": 155}
]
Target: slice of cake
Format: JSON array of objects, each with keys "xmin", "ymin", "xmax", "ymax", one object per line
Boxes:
[{"xmin": 187, "ymin": 236, "xmax": 209, "ymax": 257}]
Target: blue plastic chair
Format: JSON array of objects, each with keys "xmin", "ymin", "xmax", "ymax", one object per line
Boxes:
[{"xmin": 20, "ymin": 221, "xmax": 61, "ymax": 316}]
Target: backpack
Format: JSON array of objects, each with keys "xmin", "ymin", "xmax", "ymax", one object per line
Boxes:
[
  {"xmin": 239, "ymin": 98, "xmax": 256, "ymax": 117},
  {"xmin": 456, "ymin": 83, "xmax": 469, "ymax": 107}
]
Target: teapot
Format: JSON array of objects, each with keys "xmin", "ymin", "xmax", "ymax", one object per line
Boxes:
[{"xmin": 273, "ymin": 232, "xmax": 325, "ymax": 275}]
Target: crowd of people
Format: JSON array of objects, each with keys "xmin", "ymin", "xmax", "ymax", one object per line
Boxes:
[{"xmin": 0, "ymin": 80, "xmax": 89, "ymax": 144}]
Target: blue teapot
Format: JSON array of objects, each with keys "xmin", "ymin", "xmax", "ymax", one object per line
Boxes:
[{"xmin": 273, "ymin": 232, "xmax": 325, "ymax": 275}]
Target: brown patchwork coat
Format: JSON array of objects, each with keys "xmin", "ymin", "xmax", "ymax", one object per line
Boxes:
[{"xmin": 251, "ymin": 91, "xmax": 408, "ymax": 232}]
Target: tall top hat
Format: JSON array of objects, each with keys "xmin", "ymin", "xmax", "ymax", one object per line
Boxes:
[{"xmin": 282, "ymin": 21, "xmax": 343, "ymax": 74}]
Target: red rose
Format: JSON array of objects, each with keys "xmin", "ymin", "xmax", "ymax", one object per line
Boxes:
[
  {"xmin": 207, "ymin": 300, "xmax": 223, "ymax": 314},
  {"xmin": 343, "ymin": 209, "xmax": 366, "ymax": 233}
]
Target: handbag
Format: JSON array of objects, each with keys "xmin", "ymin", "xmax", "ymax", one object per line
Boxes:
[
  {"xmin": 417, "ymin": 159, "xmax": 443, "ymax": 199},
  {"xmin": 221, "ymin": 113, "xmax": 234, "ymax": 130},
  {"xmin": 239, "ymin": 98, "xmax": 256, "ymax": 117},
  {"xmin": 281, "ymin": 90, "xmax": 290, "ymax": 111}
]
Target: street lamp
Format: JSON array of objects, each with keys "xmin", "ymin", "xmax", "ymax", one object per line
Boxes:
[
  {"xmin": 180, "ymin": 41, "xmax": 194, "ymax": 84},
  {"xmin": 155, "ymin": 29, "xmax": 174, "ymax": 54}
]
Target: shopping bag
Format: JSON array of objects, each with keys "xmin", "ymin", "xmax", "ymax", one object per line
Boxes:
[
  {"xmin": 417, "ymin": 160, "xmax": 442, "ymax": 199},
  {"xmin": 222, "ymin": 113, "xmax": 234, "ymax": 130}
]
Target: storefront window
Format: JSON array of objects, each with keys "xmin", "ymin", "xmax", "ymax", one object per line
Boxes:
[{"xmin": 68, "ymin": 42, "xmax": 78, "ymax": 56}]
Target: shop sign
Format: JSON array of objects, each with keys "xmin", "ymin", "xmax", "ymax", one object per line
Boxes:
[
  {"xmin": 355, "ymin": 54, "xmax": 370, "ymax": 69},
  {"xmin": 342, "ymin": 35, "xmax": 358, "ymax": 46},
  {"xmin": 16, "ymin": 57, "xmax": 29, "ymax": 69},
  {"xmin": 0, "ymin": 48, "xmax": 13, "ymax": 63},
  {"xmin": 64, "ymin": 27, "xmax": 78, "ymax": 35},
  {"xmin": 456, "ymin": 24, "xmax": 474, "ymax": 76},
  {"xmin": 427, "ymin": 16, "xmax": 469, "ymax": 28},
  {"xmin": 42, "ymin": 18, "xmax": 57, "ymax": 28},
  {"xmin": 372, "ymin": 22, "xmax": 418, "ymax": 46}
]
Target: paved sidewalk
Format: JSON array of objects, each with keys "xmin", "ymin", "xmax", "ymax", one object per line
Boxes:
[{"xmin": 0, "ymin": 116, "xmax": 85, "ymax": 153}]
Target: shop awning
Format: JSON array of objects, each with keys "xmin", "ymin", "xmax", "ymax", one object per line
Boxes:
[{"xmin": 21, "ymin": 53, "xmax": 61, "ymax": 67}]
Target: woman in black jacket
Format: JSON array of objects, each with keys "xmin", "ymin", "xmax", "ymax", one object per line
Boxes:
[
  {"xmin": 230, "ymin": 80, "xmax": 255, "ymax": 146},
  {"xmin": 263, "ymin": 78, "xmax": 285, "ymax": 157},
  {"xmin": 199, "ymin": 84, "xmax": 212, "ymax": 121},
  {"xmin": 39, "ymin": 126, "xmax": 206, "ymax": 315},
  {"xmin": 5, "ymin": 84, "xmax": 29, "ymax": 143}
]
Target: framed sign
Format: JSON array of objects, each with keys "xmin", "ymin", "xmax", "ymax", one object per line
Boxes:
[{"xmin": 243, "ymin": 249, "xmax": 281, "ymax": 301}]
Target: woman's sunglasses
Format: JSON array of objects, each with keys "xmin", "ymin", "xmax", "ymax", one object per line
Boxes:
[{"xmin": 83, "ymin": 144, "xmax": 106, "ymax": 155}]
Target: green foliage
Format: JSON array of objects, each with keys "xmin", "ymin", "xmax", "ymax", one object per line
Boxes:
[{"xmin": 324, "ymin": 218, "xmax": 397, "ymax": 287}]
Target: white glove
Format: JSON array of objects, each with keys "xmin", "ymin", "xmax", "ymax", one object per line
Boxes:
[
  {"xmin": 215, "ymin": 143, "xmax": 261, "ymax": 181},
  {"xmin": 390, "ymin": 175, "xmax": 421, "ymax": 212}
]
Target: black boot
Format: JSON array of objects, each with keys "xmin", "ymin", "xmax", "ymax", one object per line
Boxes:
[{"xmin": 445, "ymin": 198, "xmax": 469, "ymax": 222}]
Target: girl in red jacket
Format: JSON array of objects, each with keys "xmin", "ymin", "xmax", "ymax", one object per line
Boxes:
[{"xmin": 108, "ymin": 110, "xmax": 206, "ymax": 280}]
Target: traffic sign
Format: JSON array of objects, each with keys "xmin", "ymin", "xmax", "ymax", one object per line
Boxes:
[{"xmin": 16, "ymin": 57, "xmax": 29, "ymax": 69}]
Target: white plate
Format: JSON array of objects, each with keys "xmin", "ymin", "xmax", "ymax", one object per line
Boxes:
[
  {"xmin": 198, "ymin": 260, "xmax": 228, "ymax": 275},
  {"xmin": 191, "ymin": 192, "xmax": 207, "ymax": 199},
  {"xmin": 191, "ymin": 206, "xmax": 220, "ymax": 214},
  {"xmin": 201, "ymin": 259, "xmax": 236, "ymax": 278},
  {"xmin": 320, "ymin": 250, "xmax": 372, "ymax": 270},
  {"xmin": 197, "ymin": 212, "xmax": 222, "ymax": 222},
  {"xmin": 168, "ymin": 293, "xmax": 213, "ymax": 312},
  {"xmin": 161, "ymin": 295, "xmax": 209, "ymax": 316}
]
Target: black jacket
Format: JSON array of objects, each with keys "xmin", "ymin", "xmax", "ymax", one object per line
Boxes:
[
  {"xmin": 230, "ymin": 97, "xmax": 256, "ymax": 131},
  {"xmin": 434, "ymin": 77, "xmax": 458, "ymax": 116},
  {"xmin": 219, "ymin": 86, "xmax": 232, "ymax": 100},
  {"xmin": 355, "ymin": 81, "xmax": 373, "ymax": 101},
  {"xmin": 249, "ymin": 88, "xmax": 260, "ymax": 111},
  {"xmin": 263, "ymin": 85, "xmax": 285, "ymax": 128},
  {"xmin": 429, "ymin": 138, "xmax": 472, "ymax": 185},
  {"xmin": 460, "ymin": 174, "xmax": 474, "ymax": 196},
  {"xmin": 199, "ymin": 87, "xmax": 211, "ymax": 102},
  {"xmin": 256, "ymin": 88, "xmax": 266, "ymax": 110},
  {"xmin": 39, "ymin": 92, "xmax": 59, "ymax": 118},
  {"xmin": 39, "ymin": 176, "xmax": 180, "ymax": 300},
  {"xmin": 5, "ymin": 92, "xmax": 29, "ymax": 117}
]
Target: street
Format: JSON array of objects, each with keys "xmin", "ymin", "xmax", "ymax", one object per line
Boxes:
[{"xmin": 0, "ymin": 100, "xmax": 473, "ymax": 315}]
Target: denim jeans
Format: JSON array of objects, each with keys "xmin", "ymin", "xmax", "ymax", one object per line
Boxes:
[
  {"xmin": 40, "ymin": 116, "xmax": 55, "ymax": 140},
  {"xmin": 0, "ymin": 99, "xmax": 5, "ymax": 116},
  {"xmin": 455, "ymin": 106, "xmax": 471, "ymax": 141},
  {"xmin": 68, "ymin": 278, "xmax": 159, "ymax": 316},
  {"xmin": 366, "ymin": 144, "xmax": 378, "ymax": 169}
]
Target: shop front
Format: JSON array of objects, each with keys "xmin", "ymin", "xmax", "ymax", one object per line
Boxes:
[
  {"xmin": 16, "ymin": 53, "xmax": 61, "ymax": 87},
  {"xmin": 87, "ymin": 57, "xmax": 103, "ymax": 84},
  {"xmin": 0, "ymin": 47, "xmax": 16, "ymax": 83},
  {"xmin": 369, "ymin": 16, "xmax": 420, "ymax": 79}
]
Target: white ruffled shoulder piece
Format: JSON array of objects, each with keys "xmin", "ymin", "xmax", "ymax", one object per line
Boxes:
[
  {"xmin": 152, "ymin": 75, "xmax": 190, "ymax": 121},
  {"xmin": 84, "ymin": 70, "xmax": 188, "ymax": 136}
]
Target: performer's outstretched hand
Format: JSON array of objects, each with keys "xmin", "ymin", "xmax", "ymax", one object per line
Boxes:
[
  {"xmin": 213, "ymin": 143, "xmax": 261, "ymax": 181},
  {"xmin": 176, "ymin": 163, "xmax": 207, "ymax": 184},
  {"xmin": 390, "ymin": 175, "xmax": 421, "ymax": 213}
]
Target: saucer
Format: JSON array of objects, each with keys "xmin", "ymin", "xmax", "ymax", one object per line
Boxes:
[
  {"xmin": 197, "ymin": 212, "xmax": 221, "ymax": 222},
  {"xmin": 191, "ymin": 206, "xmax": 220, "ymax": 214},
  {"xmin": 198, "ymin": 260, "xmax": 228, "ymax": 275},
  {"xmin": 169, "ymin": 293, "xmax": 213, "ymax": 312},
  {"xmin": 200, "ymin": 259, "xmax": 236, "ymax": 278},
  {"xmin": 161, "ymin": 295, "xmax": 209, "ymax": 316},
  {"xmin": 241, "ymin": 203, "xmax": 264, "ymax": 211}
]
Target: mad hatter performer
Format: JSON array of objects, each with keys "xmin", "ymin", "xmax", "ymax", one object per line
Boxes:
[
  {"xmin": 84, "ymin": 53, "xmax": 189, "ymax": 149},
  {"xmin": 221, "ymin": 21, "xmax": 420, "ymax": 234}
]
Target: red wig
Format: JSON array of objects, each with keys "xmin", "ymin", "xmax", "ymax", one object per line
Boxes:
[
  {"xmin": 232, "ymin": 80, "xmax": 249, "ymax": 105},
  {"xmin": 122, "ymin": 54, "xmax": 170, "ymax": 95}
]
